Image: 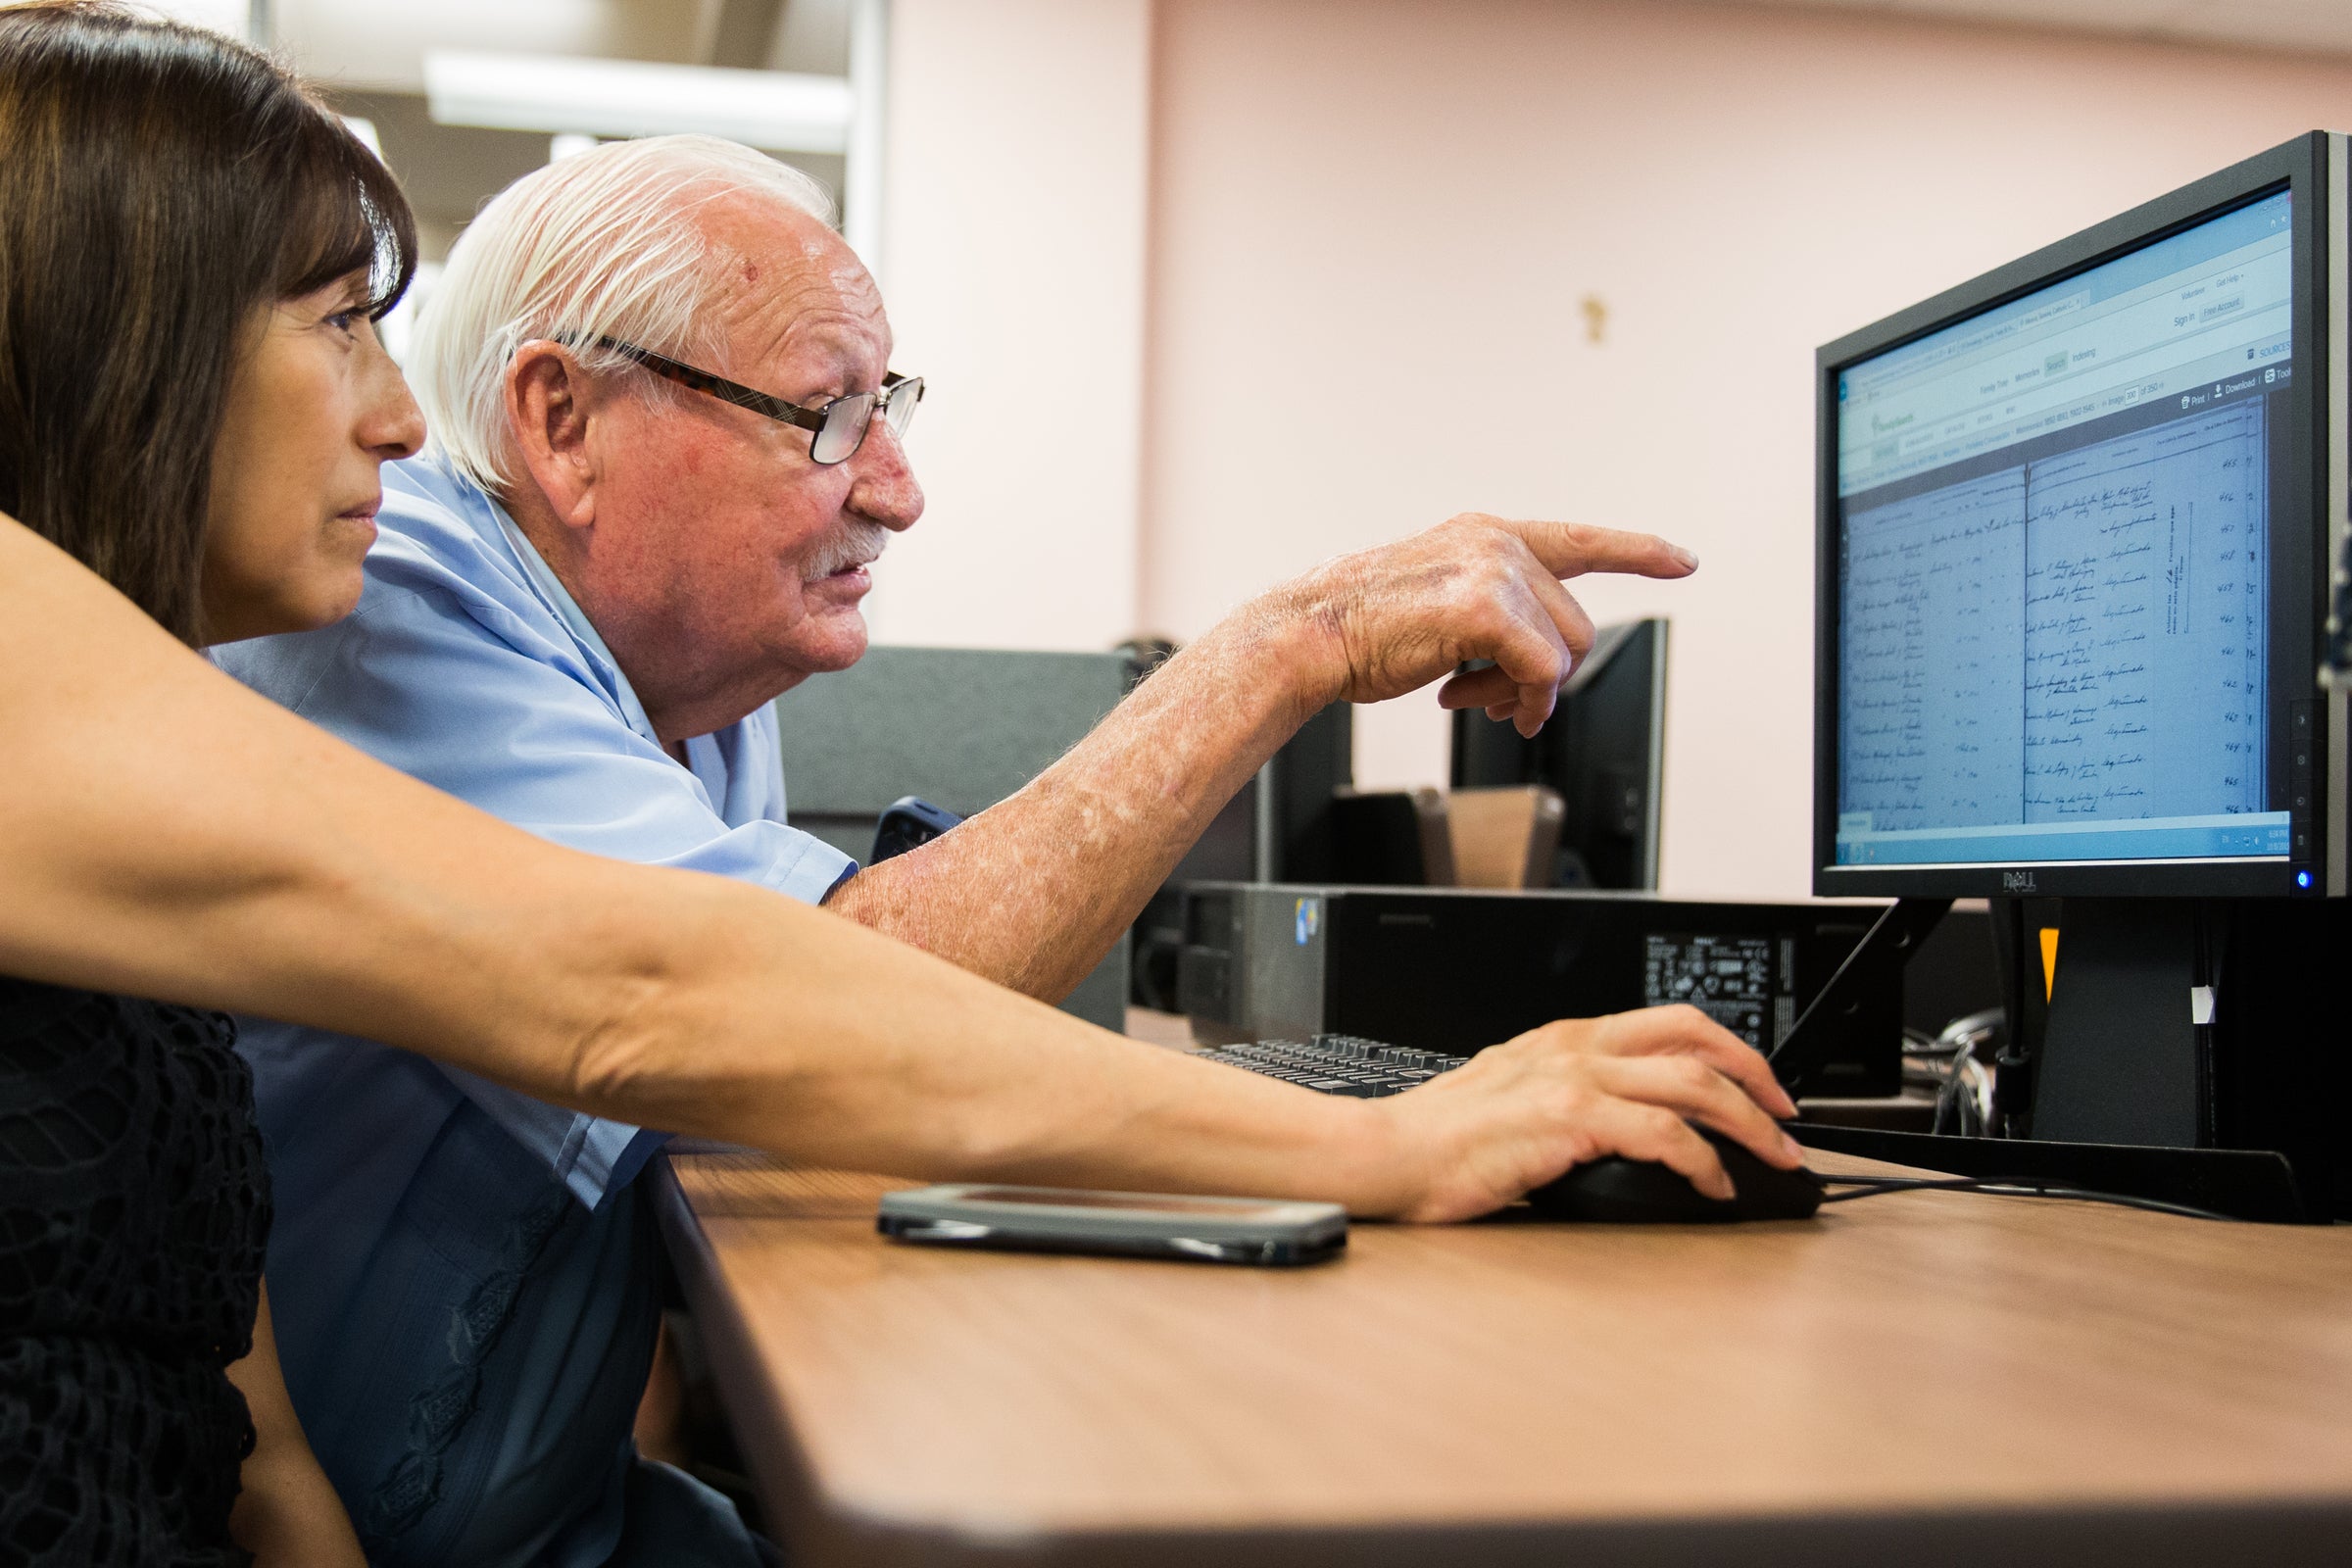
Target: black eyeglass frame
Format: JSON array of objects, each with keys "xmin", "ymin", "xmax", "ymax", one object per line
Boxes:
[{"xmin": 586, "ymin": 335, "xmax": 921, "ymax": 466}]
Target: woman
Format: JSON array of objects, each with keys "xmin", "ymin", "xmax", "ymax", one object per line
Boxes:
[
  {"xmin": 0, "ymin": 6, "xmax": 1798, "ymax": 1564},
  {"xmin": 0, "ymin": 5, "xmax": 421, "ymax": 1561}
]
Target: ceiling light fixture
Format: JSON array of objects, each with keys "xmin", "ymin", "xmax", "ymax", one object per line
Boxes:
[{"xmin": 422, "ymin": 51, "xmax": 854, "ymax": 154}]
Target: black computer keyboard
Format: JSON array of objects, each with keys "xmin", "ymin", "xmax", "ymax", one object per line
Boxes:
[{"xmin": 1194, "ymin": 1034, "xmax": 1465, "ymax": 1098}]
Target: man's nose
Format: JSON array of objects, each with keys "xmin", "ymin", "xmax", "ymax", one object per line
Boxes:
[{"xmin": 849, "ymin": 421, "xmax": 923, "ymax": 532}]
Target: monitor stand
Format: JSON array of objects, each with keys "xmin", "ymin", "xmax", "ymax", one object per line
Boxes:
[
  {"xmin": 1768, "ymin": 896, "xmax": 1949, "ymax": 1097},
  {"xmin": 2030, "ymin": 898, "xmax": 2204, "ymax": 1147},
  {"xmin": 1784, "ymin": 896, "xmax": 2317, "ymax": 1223}
]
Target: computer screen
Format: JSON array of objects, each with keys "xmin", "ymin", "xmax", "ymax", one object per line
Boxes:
[
  {"xmin": 1830, "ymin": 190, "xmax": 2296, "ymax": 877},
  {"xmin": 1451, "ymin": 618, "xmax": 1666, "ymax": 889}
]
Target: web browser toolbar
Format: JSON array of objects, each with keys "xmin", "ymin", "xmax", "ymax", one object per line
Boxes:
[{"xmin": 1839, "ymin": 223, "xmax": 2289, "ymax": 498}]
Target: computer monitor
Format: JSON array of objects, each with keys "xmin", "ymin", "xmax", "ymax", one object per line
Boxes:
[
  {"xmin": 1451, "ymin": 617, "xmax": 1667, "ymax": 890},
  {"xmin": 1814, "ymin": 133, "xmax": 2347, "ymax": 1162},
  {"xmin": 1820, "ymin": 172, "xmax": 2325, "ymax": 897},
  {"xmin": 2329, "ymin": 494, "xmax": 2352, "ymax": 681}
]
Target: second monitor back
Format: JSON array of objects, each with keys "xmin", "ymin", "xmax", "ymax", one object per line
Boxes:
[{"xmin": 1451, "ymin": 617, "xmax": 1668, "ymax": 891}]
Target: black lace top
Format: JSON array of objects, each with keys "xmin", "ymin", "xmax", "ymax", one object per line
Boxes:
[{"xmin": 0, "ymin": 976, "xmax": 270, "ymax": 1567}]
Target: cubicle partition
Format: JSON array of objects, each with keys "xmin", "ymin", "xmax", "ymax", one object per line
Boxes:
[{"xmin": 774, "ymin": 646, "xmax": 1134, "ymax": 1030}]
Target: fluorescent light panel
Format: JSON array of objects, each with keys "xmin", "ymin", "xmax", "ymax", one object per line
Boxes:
[{"xmin": 423, "ymin": 50, "xmax": 853, "ymax": 154}]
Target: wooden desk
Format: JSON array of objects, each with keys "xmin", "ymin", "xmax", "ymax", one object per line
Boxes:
[{"xmin": 656, "ymin": 1151, "xmax": 2352, "ymax": 1567}]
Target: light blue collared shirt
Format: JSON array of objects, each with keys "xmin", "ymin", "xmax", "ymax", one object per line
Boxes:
[{"xmin": 216, "ymin": 455, "xmax": 854, "ymax": 1567}]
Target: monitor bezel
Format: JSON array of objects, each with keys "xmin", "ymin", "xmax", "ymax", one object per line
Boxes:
[{"xmin": 1813, "ymin": 133, "xmax": 2331, "ymax": 900}]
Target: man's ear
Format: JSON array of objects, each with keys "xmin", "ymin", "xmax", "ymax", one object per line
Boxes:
[{"xmin": 504, "ymin": 343, "xmax": 603, "ymax": 530}]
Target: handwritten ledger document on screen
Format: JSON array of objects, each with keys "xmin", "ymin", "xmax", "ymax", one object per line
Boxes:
[{"xmin": 1841, "ymin": 399, "xmax": 2269, "ymax": 834}]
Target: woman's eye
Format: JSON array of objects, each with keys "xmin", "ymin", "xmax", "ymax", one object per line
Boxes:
[{"xmin": 325, "ymin": 310, "xmax": 363, "ymax": 336}]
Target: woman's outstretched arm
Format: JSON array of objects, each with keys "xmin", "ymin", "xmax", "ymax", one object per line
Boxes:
[{"xmin": 0, "ymin": 514, "xmax": 1797, "ymax": 1221}]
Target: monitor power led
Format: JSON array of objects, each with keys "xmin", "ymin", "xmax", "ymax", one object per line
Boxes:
[{"xmin": 1831, "ymin": 190, "xmax": 2294, "ymax": 872}]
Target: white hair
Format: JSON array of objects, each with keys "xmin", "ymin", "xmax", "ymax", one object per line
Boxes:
[{"xmin": 410, "ymin": 134, "xmax": 837, "ymax": 492}]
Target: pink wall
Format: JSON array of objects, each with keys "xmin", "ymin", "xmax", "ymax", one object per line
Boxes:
[
  {"xmin": 869, "ymin": 0, "xmax": 1152, "ymax": 654},
  {"xmin": 1141, "ymin": 0, "xmax": 2352, "ymax": 898}
]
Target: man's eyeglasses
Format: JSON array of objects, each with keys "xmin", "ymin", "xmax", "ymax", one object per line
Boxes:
[{"xmin": 589, "ymin": 336, "xmax": 922, "ymax": 466}]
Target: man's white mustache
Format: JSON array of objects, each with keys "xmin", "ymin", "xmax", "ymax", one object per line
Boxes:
[{"xmin": 804, "ymin": 519, "xmax": 891, "ymax": 580}]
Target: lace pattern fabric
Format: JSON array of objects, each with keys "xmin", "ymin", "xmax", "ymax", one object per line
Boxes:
[{"xmin": 0, "ymin": 977, "xmax": 270, "ymax": 1567}]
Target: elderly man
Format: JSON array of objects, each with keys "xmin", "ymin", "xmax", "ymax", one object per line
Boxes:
[{"xmin": 219, "ymin": 135, "xmax": 1785, "ymax": 1567}]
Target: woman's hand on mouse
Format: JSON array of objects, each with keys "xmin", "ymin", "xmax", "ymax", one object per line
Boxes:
[{"xmin": 1369, "ymin": 1004, "xmax": 1803, "ymax": 1222}]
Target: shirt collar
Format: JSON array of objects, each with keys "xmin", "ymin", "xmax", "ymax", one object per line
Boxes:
[{"xmin": 483, "ymin": 503, "xmax": 665, "ymax": 749}]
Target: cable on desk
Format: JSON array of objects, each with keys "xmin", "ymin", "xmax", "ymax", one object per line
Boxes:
[{"xmin": 1815, "ymin": 1174, "xmax": 2237, "ymax": 1224}]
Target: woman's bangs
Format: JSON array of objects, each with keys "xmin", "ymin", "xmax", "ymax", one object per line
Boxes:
[{"xmin": 275, "ymin": 113, "xmax": 417, "ymax": 318}]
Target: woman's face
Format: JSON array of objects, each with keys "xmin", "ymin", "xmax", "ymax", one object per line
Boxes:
[{"xmin": 200, "ymin": 271, "xmax": 425, "ymax": 645}]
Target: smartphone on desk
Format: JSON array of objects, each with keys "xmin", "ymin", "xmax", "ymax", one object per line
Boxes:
[{"xmin": 877, "ymin": 1184, "xmax": 1348, "ymax": 1266}]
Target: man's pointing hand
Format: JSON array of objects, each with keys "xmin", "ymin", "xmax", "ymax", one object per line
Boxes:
[{"xmin": 1267, "ymin": 513, "xmax": 1698, "ymax": 736}]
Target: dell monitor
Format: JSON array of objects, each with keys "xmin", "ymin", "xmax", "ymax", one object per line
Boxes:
[
  {"xmin": 1816, "ymin": 133, "xmax": 2346, "ymax": 1192},
  {"xmin": 1451, "ymin": 616, "xmax": 1668, "ymax": 890},
  {"xmin": 2331, "ymin": 476, "xmax": 2352, "ymax": 680}
]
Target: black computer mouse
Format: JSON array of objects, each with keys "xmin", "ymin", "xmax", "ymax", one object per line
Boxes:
[{"xmin": 1525, "ymin": 1125, "xmax": 1825, "ymax": 1223}]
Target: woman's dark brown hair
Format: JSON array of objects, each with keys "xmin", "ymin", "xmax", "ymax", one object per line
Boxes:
[{"xmin": 0, "ymin": 1, "xmax": 416, "ymax": 644}]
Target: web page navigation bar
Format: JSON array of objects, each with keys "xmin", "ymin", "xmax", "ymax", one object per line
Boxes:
[{"xmin": 1838, "ymin": 192, "xmax": 2291, "ymax": 499}]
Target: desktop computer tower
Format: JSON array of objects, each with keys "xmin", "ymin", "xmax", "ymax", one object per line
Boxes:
[
  {"xmin": 1130, "ymin": 704, "xmax": 1353, "ymax": 1011},
  {"xmin": 1175, "ymin": 883, "xmax": 1918, "ymax": 1097}
]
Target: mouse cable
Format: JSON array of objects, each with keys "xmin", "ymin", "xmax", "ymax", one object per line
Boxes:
[{"xmin": 1815, "ymin": 1174, "xmax": 2237, "ymax": 1224}]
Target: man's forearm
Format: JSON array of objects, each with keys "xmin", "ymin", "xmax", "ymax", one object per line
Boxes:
[
  {"xmin": 821, "ymin": 510, "xmax": 1704, "ymax": 1003},
  {"xmin": 823, "ymin": 600, "xmax": 1337, "ymax": 999}
]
